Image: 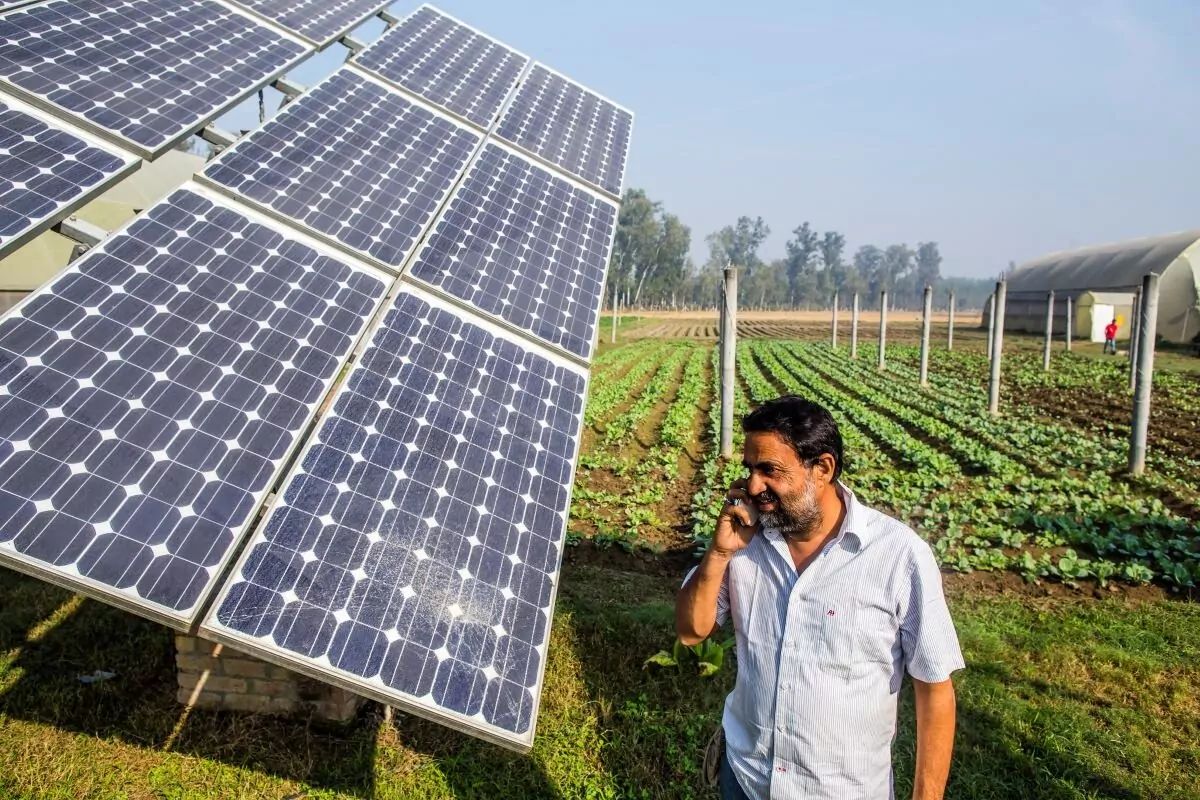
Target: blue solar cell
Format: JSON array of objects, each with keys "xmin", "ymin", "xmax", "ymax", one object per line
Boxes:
[
  {"xmin": 0, "ymin": 95, "xmax": 137, "ymax": 259},
  {"xmin": 205, "ymin": 286, "xmax": 587, "ymax": 748},
  {"xmin": 0, "ymin": 0, "xmax": 310, "ymax": 157},
  {"xmin": 495, "ymin": 64, "xmax": 632, "ymax": 197},
  {"xmin": 407, "ymin": 143, "xmax": 617, "ymax": 361},
  {"xmin": 355, "ymin": 5, "xmax": 527, "ymax": 129},
  {"xmin": 0, "ymin": 185, "xmax": 387, "ymax": 626},
  {"xmin": 225, "ymin": 0, "xmax": 388, "ymax": 48},
  {"xmin": 202, "ymin": 68, "xmax": 480, "ymax": 273}
]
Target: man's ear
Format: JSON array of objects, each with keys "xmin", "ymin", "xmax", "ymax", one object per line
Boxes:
[{"xmin": 812, "ymin": 453, "xmax": 837, "ymax": 487}]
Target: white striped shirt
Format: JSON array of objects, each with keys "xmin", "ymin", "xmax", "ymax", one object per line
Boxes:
[{"xmin": 685, "ymin": 484, "xmax": 965, "ymax": 800}]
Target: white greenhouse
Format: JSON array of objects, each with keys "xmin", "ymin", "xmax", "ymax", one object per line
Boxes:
[{"xmin": 998, "ymin": 230, "xmax": 1200, "ymax": 345}]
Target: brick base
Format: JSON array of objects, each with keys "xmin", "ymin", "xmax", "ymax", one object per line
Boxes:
[{"xmin": 175, "ymin": 635, "xmax": 361, "ymax": 722}]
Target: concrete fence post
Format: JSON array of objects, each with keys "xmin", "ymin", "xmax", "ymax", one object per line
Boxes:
[
  {"xmin": 720, "ymin": 268, "xmax": 738, "ymax": 458},
  {"xmin": 850, "ymin": 293, "xmax": 860, "ymax": 359},
  {"xmin": 986, "ymin": 293, "xmax": 996, "ymax": 361},
  {"xmin": 1065, "ymin": 296, "xmax": 1073, "ymax": 351},
  {"xmin": 919, "ymin": 285, "xmax": 932, "ymax": 386},
  {"xmin": 1043, "ymin": 290, "xmax": 1055, "ymax": 371},
  {"xmin": 877, "ymin": 290, "xmax": 888, "ymax": 371},
  {"xmin": 1128, "ymin": 287, "xmax": 1142, "ymax": 392},
  {"xmin": 988, "ymin": 281, "xmax": 1007, "ymax": 415},
  {"xmin": 1129, "ymin": 273, "xmax": 1160, "ymax": 475},
  {"xmin": 947, "ymin": 290, "xmax": 955, "ymax": 351},
  {"xmin": 831, "ymin": 290, "xmax": 839, "ymax": 349}
]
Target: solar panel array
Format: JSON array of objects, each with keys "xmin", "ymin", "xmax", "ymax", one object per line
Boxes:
[
  {"xmin": 205, "ymin": 285, "xmax": 586, "ymax": 746},
  {"xmin": 408, "ymin": 142, "xmax": 617, "ymax": 360},
  {"xmin": 495, "ymin": 64, "xmax": 633, "ymax": 198},
  {"xmin": 201, "ymin": 68, "xmax": 480, "ymax": 273},
  {"xmin": 0, "ymin": 95, "xmax": 138, "ymax": 259},
  {"xmin": 0, "ymin": 186, "xmax": 387, "ymax": 624},
  {"xmin": 0, "ymin": 0, "xmax": 632, "ymax": 752},
  {"xmin": 225, "ymin": 0, "xmax": 390, "ymax": 49},
  {"xmin": 0, "ymin": 0, "xmax": 310, "ymax": 157},
  {"xmin": 354, "ymin": 5, "xmax": 528, "ymax": 130}
]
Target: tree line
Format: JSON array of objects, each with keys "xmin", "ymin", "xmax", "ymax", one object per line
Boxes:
[{"xmin": 606, "ymin": 188, "xmax": 997, "ymax": 312}]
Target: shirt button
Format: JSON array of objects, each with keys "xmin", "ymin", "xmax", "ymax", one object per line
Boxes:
[{"xmin": 777, "ymin": 724, "xmax": 785, "ymax": 733}]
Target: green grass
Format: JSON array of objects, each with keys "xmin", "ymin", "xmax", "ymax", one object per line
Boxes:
[{"xmin": 2, "ymin": 565, "xmax": 1198, "ymax": 799}]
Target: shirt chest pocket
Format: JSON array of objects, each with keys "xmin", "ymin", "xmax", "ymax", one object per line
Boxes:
[
  {"xmin": 785, "ymin": 594, "xmax": 898, "ymax": 672},
  {"xmin": 787, "ymin": 594, "xmax": 858, "ymax": 671}
]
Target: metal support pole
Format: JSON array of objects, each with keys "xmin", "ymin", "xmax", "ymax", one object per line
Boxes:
[
  {"xmin": 1129, "ymin": 273, "xmax": 1160, "ymax": 475},
  {"xmin": 831, "ymin": 290, "xmax": 839, "ymax": 348},
  {"xmin": 1042, "ymin": 290, "xmax": 1055, "ymax": 371},
  {"xmin": 1066, "ymin": 296, "xmax": 1073, "ymax": 351},
  {"xmin": 850, "ymin": 293, "xmax": 860, "ymax": 359},
  {"xmin": 258, "ymin": 89, "xmax": 266, "ymax": 124},
  {"xmin": 877, "ymin": 290, "xmax": 888, "ymax": 371},
  {"xmin": 947, "ymin": 291, "xmax": 955, "ymax": 351},
  {"xmin": 919, "ymin": 285, "xmax": 932, "ymax": 386},
  {"xmin": 988, "ymin": 281, "xmax": 1007, "ymax": 415},
  {"xmin": 1127, "ymin": 287, "xmax": 1142, "ymax": 392},
  {"xmin": 986, "ymin": 293, "xmax": 996, "ymax": 361},
  {"xmin": 720, "ymin": 268, "xmax": 738, "ymax": 458},
  {"xmin": 610, "ymin": 282, "xmax": 618, "ymax": 344}
]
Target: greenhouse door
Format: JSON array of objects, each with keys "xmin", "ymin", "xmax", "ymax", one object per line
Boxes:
[{"xmin": 1091, "ymin": 304, "xmax": 1113, "ymax": 342}]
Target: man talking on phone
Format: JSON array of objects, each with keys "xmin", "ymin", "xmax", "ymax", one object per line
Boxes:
[{"xmin": 676, "ymin": 396, "xmax": 963, "ymax": 800}]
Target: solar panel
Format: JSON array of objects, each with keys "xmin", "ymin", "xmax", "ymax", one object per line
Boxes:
[
  {"xmin": 0, "ymin": 184, "xmax": 388, "ymax": 627},
  {"xmin": 201, "ymin": 68, "xmax": 481, "ymax": 274},
  {"xmin": 203, "ymin": 285, "xmax": 587, "ymax": 750},
  {"xmin": 494, "ymin": 64, "xmax": 632, "ymax": 198},
  {"xmin": 354, "ymin": 5, "xmax": 528, "ymax": 130},
  {"xmin": 406, "ymin": 142, "xmax": 617, "ymax": 362},
  {"xmin": 224, "ymin": 0, "xmax": 390, "ymax": 49},
  {"xmin": 0, "ymin": 94, "xmax": 139, "ymax": 260},
  {"xmin": 0, "ymin": 0, "xmax": 311, "ymax": 158}
]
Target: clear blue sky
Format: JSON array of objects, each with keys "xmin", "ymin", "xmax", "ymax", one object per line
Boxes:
[{"xmin": 222, "ymin": 0, "xmax": 1200, "ymax": 279}]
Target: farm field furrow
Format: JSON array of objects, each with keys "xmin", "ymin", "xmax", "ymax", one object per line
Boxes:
[
  {"xmin": 571, "ymin": 341, "xmax": 710, "ymax": 554},
  {"xmin": 759, "ymin": 341, "xmax": 1199, "ymax": 588},
  {"xmin": 583, "ymin": 341, "xmax": 673, "ymax": 428},
  {"xmin": 871, "ymin": 346, "xmax": 1200, "ymax": 511}
]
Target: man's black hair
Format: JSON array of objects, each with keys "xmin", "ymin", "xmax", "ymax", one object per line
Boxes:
[{"xmin": 742, "ymin": 395, "xmax": 844, "ymax": 481}]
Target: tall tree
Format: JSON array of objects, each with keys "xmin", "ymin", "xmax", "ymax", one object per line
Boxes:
[
  {"xmin": 637, "ymin": 213, "xmax": 691, "ymax": 304},
  {"xmin": 784, "ymin": 222, "xmax": 819, "ymax": 308},
  {"xmin": 914, "ymin": 241, "xmax": 942, "ymax": 292},
  {"xmin": 709, "ymin": 216, "xmax": 771, "ymax": 275},
  {"xmin": 608, "ymin": 189, "xmax": 692, "ymax": 308},
  {"xmin": 609, "ymin": 189, "xmax": 659, "ymax": 302},
  {"xmin": 883, "ymin": 244, "xmax": 915, "ymax": 306},
  {"xmin": 854, "ymin": 245, "xmax": 886, "ymax": 304},
  {"xmin": 819, "ymin": 231, "xmax": 847, "ymax": 300}
]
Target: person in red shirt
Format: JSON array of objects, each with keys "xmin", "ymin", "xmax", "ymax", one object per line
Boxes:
[{"xmin": 1104, "ymin": 319, "xmax": 1118, "ymax": 354}]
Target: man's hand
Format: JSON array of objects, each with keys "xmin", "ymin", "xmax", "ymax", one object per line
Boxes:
[
  {"xmin": 712, "ymin": 478, "xmax": 760, "ymax": 557},
  {"xmin": 676, "ymin": 480, "xmax": 761, "ymax": 646}
]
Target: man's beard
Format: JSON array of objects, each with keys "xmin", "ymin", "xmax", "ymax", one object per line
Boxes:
[{"xmin": 756, "ymin": 481, "xmax": 822, "ymax": 541}]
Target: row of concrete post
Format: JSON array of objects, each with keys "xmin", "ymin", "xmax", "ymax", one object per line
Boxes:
[{"xmin": 714, "ymin": 268, "xmax": 1163, "ymax": 475}]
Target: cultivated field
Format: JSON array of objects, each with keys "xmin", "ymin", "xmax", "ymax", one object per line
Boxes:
[{"xmin": 1, "ymin": 321, "xmax": 1198, "ymax": 799}]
